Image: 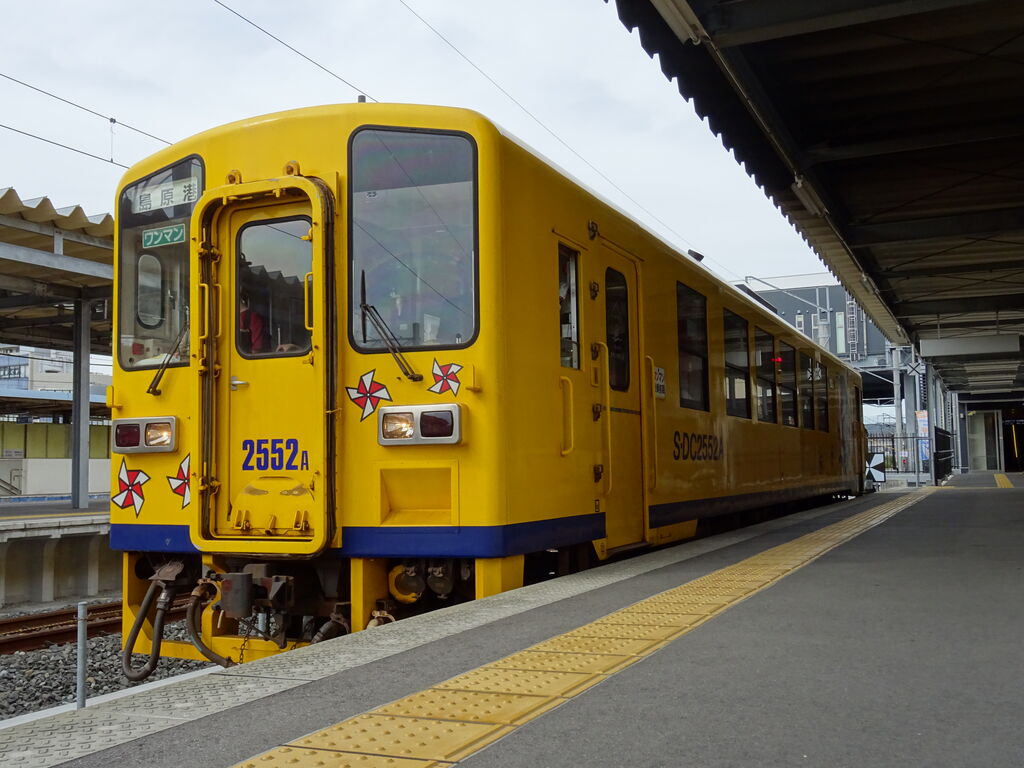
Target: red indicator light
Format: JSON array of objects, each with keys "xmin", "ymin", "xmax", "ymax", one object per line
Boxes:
[
  {"xmin": 421, "ymin": 411, "xmax": 455, "ymax": 438},
  {"xmin": 115, "ymin": 423, "xmax": 141, "ymax": 447},
  {"xmin": 770, "ymin": 357, "xmax": 783, "ymax": 363}
]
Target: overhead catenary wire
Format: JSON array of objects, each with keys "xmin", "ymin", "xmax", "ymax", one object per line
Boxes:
[
  {"xmin": 396, "ymin": 0, "xmax": 742, "ymax": 282},
  {"xmin": 0, "ymin": 123, "xmax": 129, "ymax": 169},
  {"xmin": 211, "ymin": 0, "xmax": 378, "ymax": 102},
  {"xmin": 0, "ymin": 72, "xmax": 171, "ymax": 146}
]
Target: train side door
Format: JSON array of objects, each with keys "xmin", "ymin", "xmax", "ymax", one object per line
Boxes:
[
  {"xmin": 193, "ymin": 178, "xmax": 335, "ymax": 556},
  {"xmin": 593, "ymin": 246, "xmax": 645, "ymax": 549}
]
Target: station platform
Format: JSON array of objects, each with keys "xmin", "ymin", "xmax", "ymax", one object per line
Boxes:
[{"xmin": 2, "ymin": 482, "xmax": 1021, "ymax": 767}]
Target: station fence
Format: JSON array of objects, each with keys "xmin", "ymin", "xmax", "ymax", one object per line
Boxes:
[{"xmin": 866, "ymin": 427, "xmax": 955, "ymax": 486}]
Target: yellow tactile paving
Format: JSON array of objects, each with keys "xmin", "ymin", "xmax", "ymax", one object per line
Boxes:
[
  {"xmin": 995, "ymin": 473, "xmax": 1013, "ymax": 488},
  {"xmin": 237, "ymin": 748, "xmax": 442, "ymax": 767},
  {"xmin": 235, "ymin": 491, "xmax": 932, "ymax": 768},
  {"xmin": 289, "ymin": 715, "xmax": 513, "ymax": 762},
  {"xmin": 375, "ymin": 688, "xmax": 560, "ymax": 725},
  {"xmin": 559, "ymin": 623, "xmax": 681, "ymax": 641},
  {"xmin": 488, "ymin": 649, "xmax": 636, "ymax": 674},
  {"xmin": 527, "ymin": 634, "xmax": 662, "ymax": 656},
  {"xmin": 436, "ymin": 667, "xmax": 603, "ymax": 698}
]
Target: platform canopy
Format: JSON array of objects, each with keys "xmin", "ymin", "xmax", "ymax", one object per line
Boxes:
[
  {"xmin": 608, "ymin": 0, "xmax": 1024, "ymax": 395},
  {"xmin": 0, "ymin": 187, "xmax": 112, "ymax": 353}
]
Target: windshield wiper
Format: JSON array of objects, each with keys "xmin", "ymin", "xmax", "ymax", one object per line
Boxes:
[
  {"xmin": 146, "ymin": 324, "xmax": 189, "ymax": 396},
  {"xmin": 360, "ymin": 270, "xmax": 422, "ymax": 381}
]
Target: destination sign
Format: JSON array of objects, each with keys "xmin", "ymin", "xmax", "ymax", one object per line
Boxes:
[{"xmin": 131, "ymin": 176, "xmax": 200, "ymax": 214}]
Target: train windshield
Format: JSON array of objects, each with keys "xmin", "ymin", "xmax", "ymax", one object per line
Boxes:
[
  {"xmin": 116, "ymin": 157, "xmax": 203, "ymax": 370},
  {"xmin": 350, "ymin": 128, "xmax": 477, "ymax": 350}
]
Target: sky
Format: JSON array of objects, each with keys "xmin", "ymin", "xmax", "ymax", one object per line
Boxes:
[{"xmin": 0, "ymin": 0, "xmax": 827, "ymax": 285}]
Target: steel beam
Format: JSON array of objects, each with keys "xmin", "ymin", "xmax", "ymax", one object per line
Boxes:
[
  {"xmin": 71, "ymin": 300, "xmax": 92, "ymax": 509},
  {"xmin": 847, "ymin": 206, "xmax": 1024, "ymax": 247},
  {"xmin": 805, "ymin": 122, "xmax": 1024, "ymax": 164},
  {"xmin": 0, "ymin": 241, "xmax": 112, "ymax": 280},
  {"xmin": 0, "ymin": 213, "xmax": 112, "ymax": 250},
  {"xmin": 699, "ymin": 0, "xmax": 991, "ymax": 48},
  {"xmin": 883, "ymin": 258, "xmax": 1024, "ymax": 279},
  {"xmin": 895, "ymin": 293, "xmax": 1024, "ymax": 316}
]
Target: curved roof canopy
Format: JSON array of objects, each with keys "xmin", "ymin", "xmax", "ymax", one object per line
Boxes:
[{"xmin": 609, "ymin": 0, "xmax": 1024, "ymax": 394}]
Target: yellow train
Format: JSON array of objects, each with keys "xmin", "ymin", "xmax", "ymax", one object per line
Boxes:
[{"xmin": 109, "ymin": 103, "xmax": 864, "ymax": 676}]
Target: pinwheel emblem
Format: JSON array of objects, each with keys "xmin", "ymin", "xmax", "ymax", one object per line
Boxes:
[{"xmin": 346, "ymin": 369, "xmax": 393, "ymax": 421}]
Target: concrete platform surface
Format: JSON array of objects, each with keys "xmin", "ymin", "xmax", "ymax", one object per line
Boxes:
[
  {"xmin": 0, "ymin": 499, "xmax": 108, "ymax": 521},
  {"xmin": 3, "ymin": 486, "xmax": 1020, "ymax": 768}
]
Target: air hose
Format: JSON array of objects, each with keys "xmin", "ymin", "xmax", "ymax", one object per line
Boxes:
[
  {"xmin": 121, "ymin": 580, "xmax": 177, "ymax": 681},
  {"xmin": 185, "ymin": 580, "xmax": 235, "ymax": 668}
]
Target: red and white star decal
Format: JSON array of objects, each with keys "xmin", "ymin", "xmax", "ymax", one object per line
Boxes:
[
  {"xmin": 167, "ymin": 455, "xmax": 191, "ymax": 508},
  {"xmin": 346, "ymin": 369, "xmax": 393, "ymax": 421},
  {"xmin": 427, "ymin": 359, "xmax": 462, "ymax": 396},
  {"xmin": 111, "ymin": 458, "xmax": 150, "ymax": 517}
]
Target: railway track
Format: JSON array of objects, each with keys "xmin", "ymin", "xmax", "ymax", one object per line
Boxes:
[{"xmin": 0, "ymin": 599, "xmax": 187, "ymax": 654}]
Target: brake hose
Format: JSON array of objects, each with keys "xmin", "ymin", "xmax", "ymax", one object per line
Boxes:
[
  {"xmin": 121, "ymin": 580, "xmax": 176, "ymax": 681},
  {"xmin": 185, "ymin": 581, "xmax": 235, "ymax": 668}
]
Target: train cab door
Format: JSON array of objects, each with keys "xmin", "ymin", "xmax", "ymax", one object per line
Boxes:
[
  {"xmin": 592, "ymin": 245, "xmax": 645, "ymax": 550},
  {"xmin": 193, "ymin": 177, "xmax": 335, "ymax": 556}
]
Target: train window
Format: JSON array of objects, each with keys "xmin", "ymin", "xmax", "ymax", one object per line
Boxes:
[
  {"xmin": 236, "ymin": 217, "xmax": 313, "ymax": 357},
  {"xmin": 606, "ymin": 268, "xmax": 630, "ymax": 391},
  {"xmin": 136, "ymin": 253, "xmax": 163, "ymax": 329},
  {"xmin": 799, "ymin": 352, "xmax": 815, "ymax": 429},
  {"xmin": 778, "ymin": 342, "xmax": 797, "ymax": 426},
  {"xmin": 350, "ymin": 128, "xmax": 476, "ymax": 351},
  {"xmin": 816, "ymin": 361, "xmax": 830, "ymax": 431},
  {"xmin": 676, "ymin": 282, "xmax": 708, "ymax": 411},
  {"xmin": 117, "ymin": 156, "xmax": 203, "ymax": 370},
  {"xmin": 559, "ymin": 245, "xmax": 580, "ymax": 369},
  {"xmin": 723, "ymin": 310, "xmax": 750, "ymax": 418},
  {"xmin": 754, "ymin": 328, "xmax": 776, "ymax": 423}
]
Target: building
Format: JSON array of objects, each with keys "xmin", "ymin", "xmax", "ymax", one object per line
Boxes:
[{"xmin": 743, "ymin": 274, "xmax": 889, "ymax": 367}]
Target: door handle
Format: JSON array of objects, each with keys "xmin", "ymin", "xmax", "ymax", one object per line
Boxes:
[{"xmin": 230, "ymin": 376, "xmax": 249, "ymax": 390}]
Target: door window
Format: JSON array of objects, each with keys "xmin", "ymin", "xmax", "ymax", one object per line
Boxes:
[
  {"xmin": 605, "ymin": 268, "xmax": 630, "ymax": 391},
  {"xmin": 236, "ymin": 217, "xmax": 313, "ymax": 357},
  {"xmin": 559, "ymin": 245, "xmax": 580, "ymax": 368}
]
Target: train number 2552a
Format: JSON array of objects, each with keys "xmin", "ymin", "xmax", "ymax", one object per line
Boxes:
[{"xmin": 241, "ymin": 438, "xmax": 309, "ymax": 471}]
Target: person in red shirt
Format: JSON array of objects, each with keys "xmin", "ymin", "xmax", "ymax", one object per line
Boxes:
[{"xmin": 239, "ymin": 292, "xmax": 270, "ymax": 354}]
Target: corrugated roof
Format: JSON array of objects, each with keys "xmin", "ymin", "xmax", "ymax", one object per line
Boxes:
[{"xmin": 0, "ymin": 188, "xmax": 112, "ymax": 237}]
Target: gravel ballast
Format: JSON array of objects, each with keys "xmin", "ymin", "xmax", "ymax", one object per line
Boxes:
[{"xmin": 0, "ymin": 622, "xmax": 214, "ymax": 721}]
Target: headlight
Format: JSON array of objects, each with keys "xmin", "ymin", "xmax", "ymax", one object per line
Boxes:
[
  {"xmin": 378, "ymin": 404, "xmax": 462, "ymax": 445},
  {"xmin": 382, "ymin": 412, "xmax": 416, "ymax": 439},
  {"xmin": 145, "ymin": 422, "xmax": 173, "ymax": 447},
  {"xmin": 112, "ymin": 417, "xmax": 177, "ymax": 453}
]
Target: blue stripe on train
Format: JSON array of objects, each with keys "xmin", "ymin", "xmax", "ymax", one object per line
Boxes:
[
  {"xmin": 109, "ymin": 512, "xmax": 606, "ymax": 558},
  {"xmin": 110, "ymin": 523, "xmax": 199, "ymax": 553}
]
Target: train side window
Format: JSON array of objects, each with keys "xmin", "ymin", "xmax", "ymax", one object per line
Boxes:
[
  {"xmin": 676, "ymin": 282, "xmax": 708, "ymax": 411},
  {"xmin": 559, "ymin": 245, "xmax": 580, "ymax": 369},
  {"xmin": 754, "ymin": 328, "xmax": 776, "ymax": 423},
  {"xmin": 723, "ymin": 310, "xmax": 750, "ymax": 418},
  {"xmin": 778, "ymin": 341, "xmax": 797, "ymax": 426},
  {"xmin": 799, "ymin": 352, "xmax": 815, "ymax": 429},
  {"xmin": 236, "ymin": 217, "xmax": 313, "ymax": 358},
  {"xmin": 605, "ymin": 268, "xmax": 630, "ymax": 391},
  {"xmin": 816, "ymin": 361, "xmax": 830, "ymax": 431}
]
